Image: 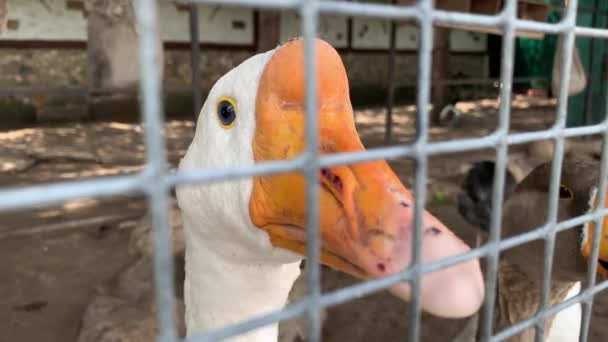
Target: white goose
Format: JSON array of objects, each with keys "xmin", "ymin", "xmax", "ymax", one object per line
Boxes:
[{"xmin": 175, "ymin": 37, "xmax": 485, "ymax": 341}]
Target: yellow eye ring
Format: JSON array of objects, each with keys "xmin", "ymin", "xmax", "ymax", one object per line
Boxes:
[{"xmin": 216, "ymin": 96, "xmax": 238, "ymax": 129}]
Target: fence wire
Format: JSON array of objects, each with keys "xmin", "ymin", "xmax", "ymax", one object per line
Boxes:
[{"xmin": 1, "ymin": 0, "xmax": 608, "ymax": 342}]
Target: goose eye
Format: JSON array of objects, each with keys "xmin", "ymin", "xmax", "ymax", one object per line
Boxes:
[
  {"xmin": 559, "ymin": 185, "xmax": 574, "ymax": 199},
  {"xmin": 217, "ymin": 97, "xmax": 237, "ymax": 128}
]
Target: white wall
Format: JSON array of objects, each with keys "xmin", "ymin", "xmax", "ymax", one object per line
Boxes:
[
  {"xmin": 159, "ymin": 3, "xmax": 254, "ymax": 45},
  {"xmin": 0, "ymin": 0, "xmax": 486, "ymax": 52},
  {"xmin": 1, "ymin": 0, "xmax": 88, "ymax": 41},
  {"xmin": 280, "ymin": 12, "xmax": 349, "ymax": 48},
  {"xmin": 0, "ymin": 0, "xmax": 255, "ymax": 45}
]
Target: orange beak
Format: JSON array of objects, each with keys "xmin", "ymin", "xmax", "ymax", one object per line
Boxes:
[
  {"xmin": 581, "ymin": 190, "xmax": 608, "ymax": 278},
  {"xmin": 249, "ymin": 38, "xmax": 484, "ymax": 318}
]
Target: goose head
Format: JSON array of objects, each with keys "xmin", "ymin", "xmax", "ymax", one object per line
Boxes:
[
  {"xmin": 177, "ymin": 37, "xmax": 484, "ymax": 319},
  {"xmin": 501, "ymin": 158, "xmax": 608, "ymax": 284},
  {"xmin": 458, "ymin": 158, "xmax": 608, "ymax": 285},
  {"xmin": 458, "ymin": 160, "xmax": 517, "ymax": 231}
]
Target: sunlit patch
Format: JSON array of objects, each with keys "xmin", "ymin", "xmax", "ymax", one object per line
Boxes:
[
  {"xmin": 108, "ymin": 122, "xmax": 138, "ymax": 131},
  {"xmin": 63, "ymin": 199, "xmax": 100, "ymax": 211}
]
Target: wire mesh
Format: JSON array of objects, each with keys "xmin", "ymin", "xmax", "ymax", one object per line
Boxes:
[
  {"xmin": 534, "ymin": 1, "xmax": 578, "ymax": 340},
  {"xmin": 1, "ymin": 0, "xmax": 608, "ymax": 341},
  {"xmin": 477, "ymin": 0, "xmax": 517, "ymax": 339}
]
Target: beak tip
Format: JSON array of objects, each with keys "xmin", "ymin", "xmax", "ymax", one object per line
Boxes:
[
  {"xmin": 436, "ymin": 259, "xmax": 486, "ymax": 318},
  {"xmin": 387, "ymin": 257, "xmax": 485, "ymax": 319},
  {"xmin": 423, "ymin": 245, "xmax": 485, "ymax": 318}
]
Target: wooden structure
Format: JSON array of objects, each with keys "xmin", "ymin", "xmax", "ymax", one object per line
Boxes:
[
  {"xmin": 399, "ymin": 0, "xmax": 551, "ymax": 39},
  {"xmin": 387, "ymin": 0, "xmax": 551, "ymax": 131}
]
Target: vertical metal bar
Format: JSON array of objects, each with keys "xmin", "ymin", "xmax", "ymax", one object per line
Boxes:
[
  {"xmin": 478, "ymin": 1, "xmax": 518, "ymax": 340},
  {"xmin": 385, "ymin": 20, "xmax": 397, "ymax": 145},
  {"xmin": 579, "ymin": 115, "xmax": 608, "ymax": 342},
  {"xmin": 134, "ymin": 1, "xmax": 177, "ymax": 342},
  {"xmin": 579, "ymin": 47, "xmax": 608, "ymax": 342},
  {"xmin": 535, "ymin": 1, "xmax": 578, "ymax": 341},
  {"xmin": 583, "ymin": 0, "xmax": 599, "ymax": 126},
  {"xmin": 189, "ymin": 4, "xmax": 203, "ymax": 124},
  {"xmin": 407, "ymin": 1, "xmax": 432, "ymax": 341},
  {"xmin": 301, "ymin": 0, "xmax": 322, "ymax": 341}
]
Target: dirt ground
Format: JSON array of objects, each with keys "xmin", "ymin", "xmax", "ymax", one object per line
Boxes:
[{"xmin": 1, "ymin": 95, "xmax": 608, "ymax": 342}]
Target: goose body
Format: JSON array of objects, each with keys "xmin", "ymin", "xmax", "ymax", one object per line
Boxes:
[
  {"xmin": 175, "ymin": 38, "xmax": 485, "ymax": 341},
  {"xmin": 457, "ymin": 159, "xmax": 608, "ymax": 341}
]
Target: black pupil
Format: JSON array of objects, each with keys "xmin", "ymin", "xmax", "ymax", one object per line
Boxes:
[
  {"xmin": 218, "ymin": 101, "xmax": 236, "ymax": 125},
  {"xmin": 559, "ymin": 186, "xmax": 573, "ymax": 199}
]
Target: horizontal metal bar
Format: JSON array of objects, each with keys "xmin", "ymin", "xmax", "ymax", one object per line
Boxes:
[
  {"xmin": 318, "ymin": 0, "xmax": 420, "ymax": 19},
  {"xmin": 169, "ymin": 157, "xmax": 304, "ymax": 186},
  {"xmin": 308, "ymin": 123, "xmax": 607, "ymax": 167},
  {"xmin": 508, "ymin": 123, "xmax": 608, "ymax": 145},
  {"xmin": 575, "ymin": 25, "xmax": 608, "ymax": 39},
  {"xmin": 513, "ymin": 18, "xmax": 568, "ymax": 35},
  {"xmin": 432, "ymin": 7, "xmax": 503, "ymax": 26},
  {"xmin": 177, "ymin": 0, "xmax": 299, "ymax": 10},
  {"xmin": 497, "ymin": 208, "xmax": 608, "ymax": 253},
  {"xmin": 0, "ymin": 174, "xmax": 143, "ymax": 211},
  {"xmin": 4, "ymin": 122, "xmax": 607, "ymax": 213}
]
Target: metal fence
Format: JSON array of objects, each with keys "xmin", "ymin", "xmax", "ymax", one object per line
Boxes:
[{"xmin": 2, "ymin": 0, "xmax": 608, "ymax": 341}]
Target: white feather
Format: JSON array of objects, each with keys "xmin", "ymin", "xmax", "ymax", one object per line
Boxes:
[{"xmin": 546, "ymin": 282, "xmax": 581, "ymax": 342}]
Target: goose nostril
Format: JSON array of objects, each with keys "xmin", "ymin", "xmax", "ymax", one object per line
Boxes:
[
  {"xmin": 425, "ymin": 226, "xmax": 441, "ymax": 236},
  {"xmin": 320, "ymin": 168, "xmax": 343, "ymax": 192}
]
